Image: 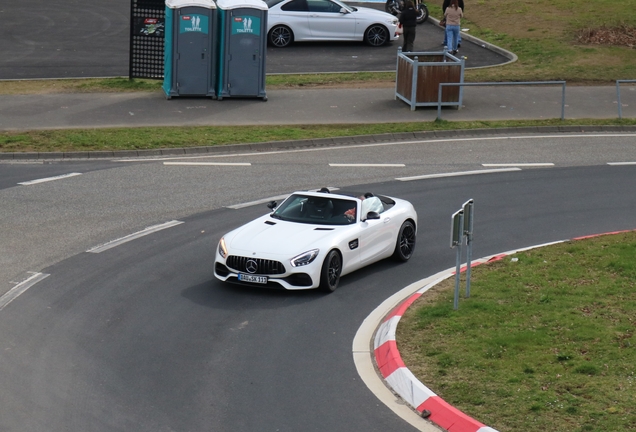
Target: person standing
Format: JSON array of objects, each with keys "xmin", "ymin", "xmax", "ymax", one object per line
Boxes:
[
  {"xmin": 444, "ymin": 0, "xmax": 463, "ymax": 54},
  {"xmin": 399, "ymin": 1, "xmax": 418, "ymax": 52},
  {"xmin": 442, "ymin": 0, "xmax": 463, "ymax": 48}
]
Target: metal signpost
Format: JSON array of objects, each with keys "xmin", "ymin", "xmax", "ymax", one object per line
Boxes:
[
  {"xmin": 451, "ymin": 209, "xmax": 464, "ymax": 310},
  {"xmin": 462, "ymin": 199, "xmax": 474, "ymax": 297},
  {"xmin": 450, "ymin": 199, "xmax": 474, "ymax": 310}
]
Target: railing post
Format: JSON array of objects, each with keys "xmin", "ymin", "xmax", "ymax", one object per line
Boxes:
[
  {"xmin": 617, "ymin": 80, "xmax": 623, "ymax": 119},
  {"xmin": 437, "ymin": 83, "xmax": 444, "ymax": 120},
  {"xmin": 561, "ymin": 82, "xmax": 566, "ymax": 120}
]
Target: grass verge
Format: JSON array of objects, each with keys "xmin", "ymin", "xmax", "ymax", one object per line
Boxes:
[
  {"xmin": 1, "ymin": 118, "xmax": 635, "ymax": 153},
  {"xmin": 397, "ymin": 231, "xmax": 636, "ymax": 432}
]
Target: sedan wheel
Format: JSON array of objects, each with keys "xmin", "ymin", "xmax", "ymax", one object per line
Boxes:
[
  {"xmin": 365, "ymin": 25, "xmax": 389, "ymax": 47},
  {"xmin": 393, "ymin": 220, "xmax": 416, "ymax": 262},
  {"xmin": 269, "ymin": 25, "xmax": 293, "ymax": 48},
  {"xmin": 320, "ymin": 250, "xmax": 342, "ymax": 292}
]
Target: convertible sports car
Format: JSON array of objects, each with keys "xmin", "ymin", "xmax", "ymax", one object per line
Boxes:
[
  {"xmin": 214, "ymin": 189, "xmax": 417, "ymax": 292},
  {"xmin": 265, "ymin": 0, "xmax": 400, "ymax": 47}
]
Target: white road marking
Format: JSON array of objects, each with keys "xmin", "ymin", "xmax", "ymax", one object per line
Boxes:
[
  {"xmin": 396, "ymin": 167, "xmax": 521, "ymax": 181},
  {"xmin": 329, "ymin": 163, "xmax": 405, "ymax": 167},
  {"xmin": 482, "ymin": 163, "xmax": 554, "ymax": 167},
  {"xmin": 227, "ymin": 194, "xmax": 291, "ymax": 210},
  {"xmin": 227, "ymin": 187, "xmax": 340, "ymax": 209},
  {"xmin": 607, "ymin": 162, "xmax": 636, "ymax": 165},
  {"xmin": 163, "ymin": 162, "xmax": 251, "ymax": 166},
  {"xmin": 18, "ymin": 172, "xmax": 82, "ymax": 185},
  {"xmin": 86, "ymin": 220, "xmax": 184, "ymax": 253},
  {"xmin": 0, "ymin": 272, "xmax": 50, "ymax": 311},
  {"xmin": 112, "ymin": 134, "xmax": 636, "ymax": 163}
]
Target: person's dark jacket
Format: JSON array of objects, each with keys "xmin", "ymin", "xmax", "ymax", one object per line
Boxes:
[
  {"xmin": 399, "ymin": 6, "xmax": 418, "ymax": 28},
  {"xmin": 442, "ymin": 0, "xmax": 464, "ymax": 13}
]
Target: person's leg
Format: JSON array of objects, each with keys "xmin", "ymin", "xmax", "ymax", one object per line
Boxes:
[
  {"xmin": 445, "ymin": 27, "xmax": 452, "ymax": 51},
  {"xmin": 452, "ymin": 26, "xmax": 459, "ymax": 51},
  {"xmin": 406, "ymin": 28, "xmax": 416, "ymax": 51}
]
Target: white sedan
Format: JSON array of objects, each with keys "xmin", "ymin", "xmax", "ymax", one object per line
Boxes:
[
  {"xmin": 214, "ymin": 189, "xmax": 417, "ymax": 292},
  {"xmin": 265, "ymin": 0, "xmax": 400, "ymax": 47}
]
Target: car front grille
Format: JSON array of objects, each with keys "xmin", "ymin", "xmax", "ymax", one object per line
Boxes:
[{"xmin": 226, "ymin": 255, "xmax": 286, "ymax": 275}]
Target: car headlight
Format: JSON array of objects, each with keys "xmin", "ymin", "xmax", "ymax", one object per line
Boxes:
[
  {"xmin": 218, "ymin": 237, "xmax": 228, "ymax": 258},
  {"xmin": 389, "ymin": 18, "xmax": 398, "ymax": 25},
  {"xmin": 290, "ymin": 249, "xmax": 319, "ymax": 267}
]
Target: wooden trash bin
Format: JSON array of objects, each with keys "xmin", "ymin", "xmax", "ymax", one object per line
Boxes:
[{"xmin": 395, "ymin": 48, "xmax": 465, "ymax": 111}]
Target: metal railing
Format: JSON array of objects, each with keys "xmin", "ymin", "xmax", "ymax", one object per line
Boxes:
[
  {"xmin": 616, "ymin": 80, "xmax": 636, "ymax": 119},
  {"xmin": 437, "ymin": 81, "xmax": 567, "ymax": 120}
]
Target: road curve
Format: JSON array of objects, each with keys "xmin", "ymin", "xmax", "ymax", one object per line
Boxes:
[{"xmin": 1, "ymin": 135, "xmax": 635, "ymax": 431}]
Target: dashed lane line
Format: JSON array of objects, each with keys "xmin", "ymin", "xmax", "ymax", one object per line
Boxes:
[
  {"xmin": 18, "ymin": 172, "xmax": 82, "ymax": 185},
  {"xmin": 482, "ymin": 163, "xmax": 554, "ymax": 167},
  {"xmin": 396, "ymin": 167, "xmax": 521, "ymax": 181},
  {"xmin": 163, "ymin": 162, "xmax": 251, "ymax": 166},
  {"xmin": 86, "ymin": 220, "xmax": 184, "ymax": 253},
  {"xmin": 329, "ymin": 163, "xmax": 406, "ymax": 167},
  {"xmin": 0, "ymin": 272, "xmax": 50, "ymax": 311}
]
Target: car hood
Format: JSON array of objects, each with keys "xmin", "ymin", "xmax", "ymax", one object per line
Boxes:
[
  {"xmin": 227, "ymin": 216, "xmax": 341, "ymax": 256},
  {"xmin": 351, "ymin": 6, "xmax": 397, "ymax": 21}
]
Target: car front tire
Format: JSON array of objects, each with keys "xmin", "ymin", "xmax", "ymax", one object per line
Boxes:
[
  {"xmin": 319, "ymin": 250, "xmax": 342, "ymax": 292},
  {"xmin": 364, "ymin": 24, "xmax": 389, "ymax": 47},
  {"xmin": 393, "ymin": 220, "xmax": 416, "ymax": 261},
  {"xmin": 268, "ymin": 25, "xmax": 293, "ymax": 47}
]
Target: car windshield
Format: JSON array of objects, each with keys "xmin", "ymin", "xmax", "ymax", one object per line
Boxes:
[{"xmin": 271, "ymin": 194, "xmax": 357, "ymax": 225}]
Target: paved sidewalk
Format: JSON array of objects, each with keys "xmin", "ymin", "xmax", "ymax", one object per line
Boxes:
[{"xmin": 0, "ymin": 85, "xmax": 633, "ymax": 133}]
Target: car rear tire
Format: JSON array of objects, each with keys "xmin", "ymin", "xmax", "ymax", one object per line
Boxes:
[
  {"xmin": 365, "ymin": 25, "xmax": 389, "ymax": 47},
  {"xmin": 319, "ymin": 250, "xmax": 342, "ymax": 292},
  {"xmin": 268, "ymin": 25, "xmax": 293, "ymax": 47},
  {"xmin": 393, "ymin": 220, "xmax": 416, "ymax": 262}
]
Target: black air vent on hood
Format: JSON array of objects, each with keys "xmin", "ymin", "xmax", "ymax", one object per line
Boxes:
[
  {"xmin": 265, "ymin": 220, "xmax": 276, "ymax": 225},
  {"xmin": 314, "ymin": 227, "xmax": 334, "ymax": 231}
]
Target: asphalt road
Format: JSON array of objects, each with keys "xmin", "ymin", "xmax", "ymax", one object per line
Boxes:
[
  {"xmin": 1, "ymin": 134, "xmax": 636, "ymax": 431},
  {"xmin": 0, "ymin": 0, "xmax": 508, "ymax": 80}
]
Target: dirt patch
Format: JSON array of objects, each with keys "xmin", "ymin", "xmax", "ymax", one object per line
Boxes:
[{"xmin": 577, "ymin": 25, "xmax": 636, "ymax": 48}]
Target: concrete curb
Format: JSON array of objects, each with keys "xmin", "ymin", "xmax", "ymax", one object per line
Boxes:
[
  {"xmin": 427, "ymin": 17, "xmax": 518, "ymax": 69},
  {"xmin": 372, "ymin": 228, "xmax": 636, "ymax": 432},
  {"xmin": 1, "ymin": 126, "xmax": 635, "ymax": 161}
]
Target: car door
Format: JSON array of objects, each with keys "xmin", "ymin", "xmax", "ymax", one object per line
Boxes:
[
  {"xmin": 306, "ymin": 0, "xmax": 356, "ymax": 40},
  {"xmin": 278, "ymin": 0, "xmax": 311, "ymax": 40},
  {"xmin": 358, "ymin": 205, "xmax": 395, "ymax": 265}
]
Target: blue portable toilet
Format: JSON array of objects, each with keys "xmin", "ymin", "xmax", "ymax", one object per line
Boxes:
[
  {"xmin": 216, "ymin": 0, "xmax": 268, "ymax": 101},
  {"xmin": 163, "ymin": 0, "xmax": 217, "ymax": 98}
]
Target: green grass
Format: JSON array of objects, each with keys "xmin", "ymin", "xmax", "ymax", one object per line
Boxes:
[
  {"xmin": 1, "ymin": 118, "xmax": 635, "ymax": 153},
  {"xmin": 397, "ymin": 231, "xmax": 636, "ymax": 432}
]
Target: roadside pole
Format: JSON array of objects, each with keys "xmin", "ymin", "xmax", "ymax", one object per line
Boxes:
[
  {"xmin": 451, "ymin": 209, "xmax": 464, "ymax": 310},
  {"xmin": 463, "ymin": 199, "xmax": 474, "ymax": 298}
]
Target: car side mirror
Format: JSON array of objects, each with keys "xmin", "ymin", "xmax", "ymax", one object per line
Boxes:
[
  {"xmin": 364, "ymin": 211, "xmax": 381, "ymax": 221},
  {"xmin": 339, "ymin": 7, "xmax": 349, "ymax": 13},
  {"xmin": 267, "ymin": 200, "xmax": 277, "ymax": 210}
]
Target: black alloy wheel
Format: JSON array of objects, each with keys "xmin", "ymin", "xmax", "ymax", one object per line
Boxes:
[
  {"xmin": 365, "ymin": 25, "xmax": 389, "ymax": 47},
  {"xmin": 269, "ymin": 25, "xmax": 293, "ymax": 47},
  {"xmin": 393, "ymin": 220, "xmax": 416, "ymax": 261},
  {"xmin": 320, "ymin": 250, "xmax": 342, "ymax": 292}
]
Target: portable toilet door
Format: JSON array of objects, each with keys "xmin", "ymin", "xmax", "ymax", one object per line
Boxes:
[
  {"xmin": 164, "ymin": 0, "xmax": 217, "ymax": 98},
  {"xmin": 216, "ymin": 0, "xmax": 268, "ymax": 100}
]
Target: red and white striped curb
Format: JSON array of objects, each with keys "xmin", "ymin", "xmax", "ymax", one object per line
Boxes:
[{"xmin": 372, "ymin": 229, "xmax": 635, "ymax": 432}]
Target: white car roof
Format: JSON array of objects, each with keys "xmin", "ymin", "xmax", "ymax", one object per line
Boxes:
[{"xmin": 216, "ymin": 0, "xmax": 269, "ymax": 11}]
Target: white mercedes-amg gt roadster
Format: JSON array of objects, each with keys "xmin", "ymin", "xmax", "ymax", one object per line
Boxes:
[{"xmin": 214, "ymin": 189, "xmax": 417, "ymax": 292}]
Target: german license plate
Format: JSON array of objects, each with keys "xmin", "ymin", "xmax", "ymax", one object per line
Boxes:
[{"xmin": 238, "ymin": 273, "xmax": 268, "ymax": 284}]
